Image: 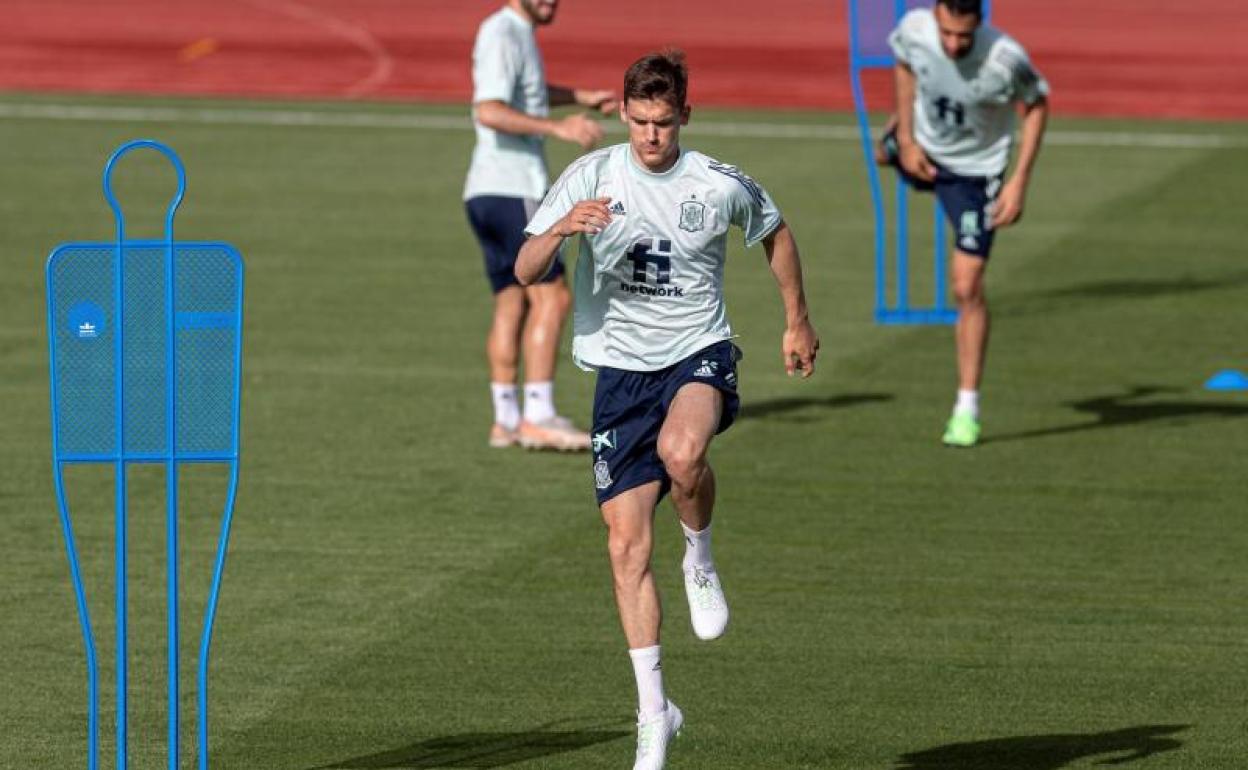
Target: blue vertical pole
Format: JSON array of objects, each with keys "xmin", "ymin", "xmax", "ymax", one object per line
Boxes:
[
  {"xmin": 164, "ymin": 190, "xmax": 180, "ymax": 770},
  {"xmin": 896, "ymin": 177, "xmax": 909, "ymax": 312},
  {"xmin": 934, "ymin": 200, "xmax": 949, "ymax": 313},
  {"xmin": 112, "ymin": 213, "xmax": 128, "ymax": 770}
]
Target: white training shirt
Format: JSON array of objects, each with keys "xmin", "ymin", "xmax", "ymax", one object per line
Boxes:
[
  {"xmin": 888, "ymin": 8, "xmax": 1049, "ymax": 177},
  {"xmin": 525, "ymin": 144, "xmax": 782, "ymax": 373},
  {"xmin": 463, "ymin": 6, "xmax": 549, "ymax": 201}
]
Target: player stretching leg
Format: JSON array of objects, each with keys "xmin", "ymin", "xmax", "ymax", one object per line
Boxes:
[
  {"xmin": 878, "ymin": 0, "xmax": 1049, "ymax": 446},
  {"xmin": 517, "ymin": 51, "xmax": 819, "ymax": 769}
]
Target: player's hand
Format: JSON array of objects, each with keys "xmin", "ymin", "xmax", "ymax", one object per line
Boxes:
[
  {"xmin": 782, "ymin": 318, "xmax": 820, "ymax": 379},
  {"xmin": 554, "ymin": 197, "xmax": 613, "ymax": 237},
  {"xmin": 899, "ymin": 141, "xmax": 937, "ymax": 182},
  {"xmin": 579, "ymin": 89, "xmax": 619, "ymax": 115},
  {"xmin": 991, "ymin": 178, "xmax": 1026, "ymax": 228},
  {"xmin": 553, "ymin": 113, "xmax": 604, "ymax": 150}
]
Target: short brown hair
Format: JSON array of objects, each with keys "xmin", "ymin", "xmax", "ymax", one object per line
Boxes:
[
  {"xmin": 937, "ymin": 0, "xmax": 983, "ymax": 18},
  {"xmin": 623, "ymin": 50, "xmax": 688, "ymax": 109}
]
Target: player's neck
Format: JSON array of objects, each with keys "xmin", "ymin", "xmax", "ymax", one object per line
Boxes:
[{"xmin": 504, "ymin": 0, "xmax": 535, "ymax": 26}]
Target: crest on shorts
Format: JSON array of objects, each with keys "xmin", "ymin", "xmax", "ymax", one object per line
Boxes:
[
  {"xmin": 679, "ymin": 199, "xmax": 706, "ymax": 232},
  {"xmin": 959, "ymin": 211, "xmax": 981, "ymax": 238},
  {"xmin": 593, "ymin": 459, "xmax": 613, "ymax": 490}
]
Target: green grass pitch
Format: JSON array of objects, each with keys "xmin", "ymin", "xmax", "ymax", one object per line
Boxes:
[{"xmin": 1, "ymin": 93, "xmax": 1247, "ymax": 769}]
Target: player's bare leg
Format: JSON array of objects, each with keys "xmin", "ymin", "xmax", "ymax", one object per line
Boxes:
[
  {"xmin": 517, "ymin": 280, "xmax": 590, "ymax": 450},
  {"xmin": 602, "ymin": 481, "xmax": 682, "ymax": 768},
  {"xmin": 519, "ymin": 280, "xmax": 570, "ymax": 383},
  {"xmin": 946, "ymin": 250, "xmax": 989, "ymax": 446},
  {"xmin": 658, "ymin": 383, "xmax": 729, "ymax": 640},
  {"xmin": 486, "ymin": 286, "xmax": 526, "ymax": 446},
  {"xmin": 602, "ymin": 481, "xmax": 663, "ymax": 650},
  {"xmin": 658, "ymin": 383, "xmax": 721, "ymax": 531}
]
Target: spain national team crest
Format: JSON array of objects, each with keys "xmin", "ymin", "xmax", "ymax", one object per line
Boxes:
[
  {"xmin": 593, "ymin": 459, "xmax": 613, "ymax": 490},
  {"xmin": 679, "ymin": 200, "xmax": 706, "ymax": 232}
]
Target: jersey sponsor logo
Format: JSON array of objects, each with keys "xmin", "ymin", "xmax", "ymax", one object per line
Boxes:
[
  {"xmin": 621, "ymin": 237, "xmax": 688, "ymax": 297},
  {"xmin": 618, "ymin": 282, "xmax": 685, "ymax": 298},
  {"xmin": 932, "ymin": 96, "xmax": 967, "ymax": 127},
  {"xmin": 708, "ymin": 161, "xmax": 765, "ymax": 205},
  {"xmin": 679, "ymin": 199, "xmax": 706, "ymax": 232},
  {"xmin": 593, "ymin": 459, "xmax": 613, "ymax": 490},
  {"xmin": 626, "ymin": 238, "xmax": 672, "ymax": 284}
]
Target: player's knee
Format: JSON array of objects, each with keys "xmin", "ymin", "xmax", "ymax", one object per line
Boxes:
[
  {"xmin": 657, "ymin": 438, "xmax": 705, "ymax": 489},
  {"xmin": 607, "ymin": 528, "xmax": 651, "ymax": 576},
  {"xmin": 952, "ymin": 277, "xmax": 985, "ymax": 307}
]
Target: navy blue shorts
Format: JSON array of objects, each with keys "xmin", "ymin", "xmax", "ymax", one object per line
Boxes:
[
  {"xmin": 881, "ymin": 129, "xmax": 1003, "ymax": 259},
  {"xmin": 589, "ymin": 341, "xmax": 742, "ymax": 506},
  {"xmin": 465, "ymin": 195, "xmax": 564, "ymax": 293}
]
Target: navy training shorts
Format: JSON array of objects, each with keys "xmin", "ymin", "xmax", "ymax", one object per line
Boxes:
[
  {"xmin": 589, "ymin": 340, "xmax": 742, "ymax": 506},
  {"xmin": 881, "ymin": 128, "xmax": 1003, "ymax": 259},
  {"xmin": 465, "ymin": 195, "xmax": 565, "ymax": 293}
]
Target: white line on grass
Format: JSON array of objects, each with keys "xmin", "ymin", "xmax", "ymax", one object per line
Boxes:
[{"xmin": 1, "ymin": 102, "xmax": 1245, "ymax": 150}]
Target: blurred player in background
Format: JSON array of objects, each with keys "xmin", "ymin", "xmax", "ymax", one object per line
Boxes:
[
  {"xmin": 517, "ymin": 51, "xmax": 819, "ymax": 769},
  {"xmin": 464, "ymin": 0, "xmax": 616, "ymax": 450},
  {"xmin": 877, "ymin": 0, "xmax": 1049, "ymax": 447}
]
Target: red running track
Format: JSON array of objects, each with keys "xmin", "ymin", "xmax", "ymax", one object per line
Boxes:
[{"xmin": 2, "ymin": 0, "xmax": 1245, "ymax": 120}]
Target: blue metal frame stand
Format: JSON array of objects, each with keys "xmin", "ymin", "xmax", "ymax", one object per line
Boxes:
[{"xmin": 46, "ymin": 140, "xmax": 245, "ymax": 770}]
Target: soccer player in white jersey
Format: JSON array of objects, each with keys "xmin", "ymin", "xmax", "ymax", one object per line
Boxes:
[
  {"xmin": 464, "ymin": 0, "xmax": 616, "ymax": 451},
  {"xmin": 877, "ymin": 0, "xmax": 1049, "ymax": 447},
  {"xmin": 516, "ymin": 51, "xmax": 820, "ymax": 770}
]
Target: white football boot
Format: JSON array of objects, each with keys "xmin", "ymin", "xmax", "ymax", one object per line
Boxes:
[
  {"xmin": 683, "ymin": 563, "xmax": 729, "ymax": 640},
  {"xmin": 634, "ymin": 699, "xmax": 683, "ymax": 770}
]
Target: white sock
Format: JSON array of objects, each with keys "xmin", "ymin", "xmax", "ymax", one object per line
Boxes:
[
  {"xmin": 628, "ymin": 645, "xmax": 666, "ymax": 719},
  {"xmin": 680, "ymin": 521, "xmax": 713, "ymax": 571},
  {"xmin": 523, "ymin": 380, "xmax": 555, "ymax": 424},
  {"xmin": 954, "ymin": 389, "xmax": 979, "ymax": 419},
  {"xmin": 490, "ymin": 383, "xmax": 520, "ymax": 430}
]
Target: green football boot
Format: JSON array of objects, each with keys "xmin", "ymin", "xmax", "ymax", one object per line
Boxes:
[{"xmin": 942, "ymin": 412, "xmax": 981, "ymax": 447}]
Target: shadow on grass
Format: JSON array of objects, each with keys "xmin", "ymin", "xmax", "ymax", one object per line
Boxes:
[
  {"xmin": 896, "ymin": 724, "xmax": 1189, "ymax": 769},
  {"xmin": 1000, "ymin": 272, "xmax": 1248, "ymax": 317},
  {"xmin": 985, "ymin": 386, "xmax": 1248, "ymax": 444},
  {"xmin": 310, "ymin": 717, "xmax": 630, "ymax": 769},
  {"xmin": 743, "ymin": 392, "xmax": 894, "ymax": 421}
]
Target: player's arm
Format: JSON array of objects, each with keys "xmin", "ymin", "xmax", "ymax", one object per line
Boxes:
[
  {"xmin": 515, "ymin": 197, "xmax": 613, "ymax": 285},
  {"xmin": 548, "ymin": 84, "xmax": 618, "ymax": 115},
  {"xmin": 475, "ymin": 100, "xmax": 604, "ymax": 150},
  {"xmin": 893, "ymin": 62, "xmax": 937, "ymax": 181},
  {"xmin": 762, "ymin": 221, "xmax": 820, "ymax": 378},
  {"xmin": 993, "ymin": 96, "xmax": 1049, "ymax": 228}
]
